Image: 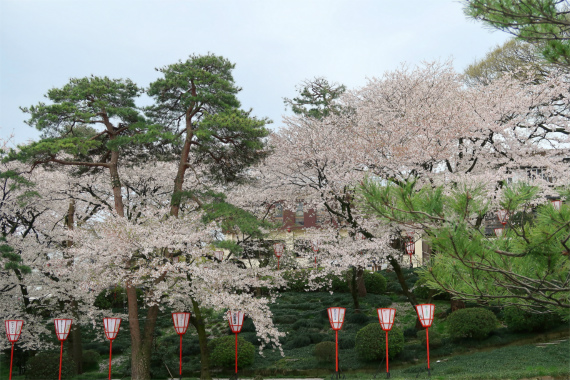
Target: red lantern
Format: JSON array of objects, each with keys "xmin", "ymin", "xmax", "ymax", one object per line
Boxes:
[
  {"xmin": 214, "ymin": 250, "xmax": 224, "ymax": 261},
  {"xmin": 377, "ymin": 309, "xmax": 396, "ymax": 378},
  {"xmin": 405, "ymin": 233, "xmax": 415, "ymax": 268},
  {"xmin": 172, "ymin": 312, "xmax": 191, "ymax": 377},
  {"xmin": 54, "ymin": 319, "xmax": 72, "ymax": 380},
  {"xmin": 496, "ymin": 209, "xmax": 509, "ymax": 226},
  {"xmin": 415, "ymin": 304, "xmax": 435, "ymax": 375},
  {"xmin": 327, "ymin": 307, "xmax": 346, "ymax": 375},
  {"xmin": 551, "ymin": 199, "xmax": 562, "ymax": 211},
  {"xmin": 227, "ymin": 310, "xmax": 245, "ymax": 375},
  {"xmin": 273, "ymin": 242, "xmax": 284, "ymax": 270},
  {"xmin": 103, "ymin": 318, "xmax": 121, "ymax": 380},
  {"xmin": 312, "ymin": 241, "xmax": 319, "ymax": 268},
  {"xmin": 4, "ymin": 320, "xmax": 24, "ymax": 380},
  {"xmin": 494, "ymin": 227, "xmax": 504, "ymax": 237}
]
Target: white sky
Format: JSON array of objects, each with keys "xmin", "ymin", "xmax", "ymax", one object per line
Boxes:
[{"xmin": 0, "ymin": 0, "xmax": 511, "ymax": 145}]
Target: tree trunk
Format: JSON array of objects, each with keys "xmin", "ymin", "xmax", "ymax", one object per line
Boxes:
[
  {"xmin": 348, "ymin": 267, "xmax": 361, "ymax": 312},
  {"xmin": 451, "ymin": 299, "xmax": 466, "ymax": 312},
  {"xmin": 356, "ymin": 267, "xmax": 367, "ymax": 297},
  {"xmin": 388, "ymin": 256, "xmax": 424, "ymax": 329},
  {"xmin": 68, "ymin": 300, "xmax": 83, "ymax": 374},
  {"xmin": 191, "ymin": 298, "xmax": 212, "ymax": 380}
]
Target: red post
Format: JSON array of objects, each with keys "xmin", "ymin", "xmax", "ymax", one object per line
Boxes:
[
  {"xmin": 335, "ymin": 330, "xmax": 339, "ymax": 373},
  {"xmin": 59, "ymin": 341, "xmax": 63, "ymax": 380},
  {"xmin": 235, "ymin": 332, "xmax": 238, "ymax": 374},
  {"xmin": 426, "ymin": 327, "xmax": 430, "ymax": 370},
  {"xmin": 179, "ymin": 334, "xmax": 183, "ymax": 375},
  {"xmin": 108, "ymin": 340, "xmax": 113, "ymax": 380},
  {"xmin": 314, "ymin": 256, "xmax": 317, "ymax": 268},
  {"xmin": 277, "ymin": 257, "xmax": 280, "ymax": 271},
  {"xmin": 386, "ymin": 330, "xmax": 389, "ymax": 375},
  {"xmin": 9, "ymin": 343, "xmax": 14, "ymax": 380}
]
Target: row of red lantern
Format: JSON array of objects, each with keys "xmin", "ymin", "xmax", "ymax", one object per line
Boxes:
[
  {"xmin": 327, "ymin": 304, "xmax": 435, "ymax": 378},
  {"xmin": 4, "ymin": 318, "xmax": 120, "ymax": 380},
  {"xmin": 172, "ymin": 310, "xmax": 244, "ymax": 376}
]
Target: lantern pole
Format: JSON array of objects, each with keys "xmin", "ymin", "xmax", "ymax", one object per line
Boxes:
[
  {"xmin": 426, "ymin": 327, "xmax": 431, "ymax": 376},
  {"xmin": 108, "ymin": 340, "xmax": 113, "ymax": 380},
  {"xmin": 9, "ymin": 342, "xmax": 14, "ymax": 380},
  {"xmin": 335, "ymin": 329, "xmax": 339, "ymax": 374},
  {"xmin": 59, "ymin": 339, "xmax": 64, "ymax": 380},
  {"xmin": 386, "ymin": 330, "xmax": 389, "ymax": 378},
  {"xmin": 180, "ymin": 334, "xmax": 183, "ymax": 376},
  {"xmin": 235, "ymin": 331, "xmax": 239, "ymax": 375}
]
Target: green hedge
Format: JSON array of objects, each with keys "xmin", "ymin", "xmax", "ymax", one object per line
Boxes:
[
  {"xmin": 209, "ymin": 335, "xmax": 255, "ymax": 369},
  {"xmin": 364, "ymin": 271, "xmax": 387, "ymax": 294},
  {"xmin": 447, "ymin": 308, "xmax": 498, "ymax": 340},
  {"xmin": 355, "ymin": 323, "xmax": 404, "ymax": 361},
  {"xmin": 314, "ymin": 341, "xmax": 336, "ymax": 362},
  {"xmin": 503, "ymin": 307, "xmax": 563, "ymax": 332},
  {"xmin": 81, "ymin": 350, "xmax": 101, "ymax": 372},
  {"xmin": 26, "ymin": 352, "xmax": 76, "ymax": 380}
]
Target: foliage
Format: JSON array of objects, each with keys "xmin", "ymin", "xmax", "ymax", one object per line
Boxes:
[
  {"xmin": 355, "ymin": 323, "xmax": 404, "ymax": 361},
  {"xmin": 283, "ymin": 77, "xmax": 346, "ymax": 119},
  {"xmin": 81, "ymin": 350, "xmax": 101, "ymax": 372},
  {"xmin": 447, "ymin": 308, "xmax": 499, "ymax": 340},
  {"xmin": 209, "ymin": 335, "xmax": 255, "ymax": 369},
  {"xmin": 314, "ymin": 341, "xmax": 336, "ymax": 362},
  {"xmin": 360, "ymin": 180, "xmax": 570, "ymax": 316},
  {"xmin": 363, "ymin": 271, "xmax": 387, "ymax": 294},
  {"xmin": 463, "ymin": 0, "xmax": 570, "ymax": 67},
  {"xmin": 1, "ymin": 236, "xmax": 31, "ymax": 274},
  {"xmin": 26, "ymin": 352, "xmax": 76, "ymax": 380},
  {"xmin": 502, "ymin": 307, "xmax": 563, "ymax": 332}
]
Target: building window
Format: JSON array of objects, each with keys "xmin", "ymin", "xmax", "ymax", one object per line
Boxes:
[{"xmin": 295, "ymin": 202, "xmax": 304, "ymax": 226}]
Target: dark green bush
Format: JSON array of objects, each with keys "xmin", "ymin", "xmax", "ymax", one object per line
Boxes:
[
  {"xmin": 284, "ymin": 334, "xmax": 312, "ymax": 349},
  {"xmin": 330, "ymin": 272, "xmax": 350, "ymax": 293},
  {"xmin": 283, "ymin": 270, "xmax": 309, "ymax": 292},
  {"xmin": 364, "ymin": 271, "xmax": 387, "ymax": 294},
  {"xmin": 355, "ymin": 323, "xmax": 404, "ymax": 361},
  {"xmin": 347, "ymin": 313, "xmax": 370, "ymax": 325},
  {"xmin": 314, "ymin": 341, "xmax": 336, "ymax": 362},
  {"xmin": 503, "ymin": 307, "xmax": 563, "ymax": 332},
  {"xmin": 447, "ymin": 308, "xmax": 498, "ymax": 340},
  {"xmin": 209, "ymin": 335, "xmax": 255, "ymax": 369},
  {"xmin": 81, "ymin": 350, "xmax": 101, "ymax": 372},
  {"xmin": 274, "ymin": 314, "xmax": 296, "ymax": 324},
  {"xmin": 240, "ymin": 318, "xmax": 256, "ymax": 332},
  {"xmin": 403, "ymin": 326, "xmax": 418, "ymax": 339},
  {"xmin": 241, "ymin": 332, "xmax": 261, "ymax": 346},
  {"xmin": 26, "ymin": 352, "xmax": 77, "ymax": 380},
  {"xmin": 416, "ymin": 329, "xmax": 444, "ymax": 349},
  {"xmin": 338, "ymin": 333, "xmax": 356, "ymax": 349}
]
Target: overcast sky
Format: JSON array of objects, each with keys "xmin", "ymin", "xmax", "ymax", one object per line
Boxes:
[{"xmin": 0, "ymin": 0, "xmax": 511, "ymax": 145}]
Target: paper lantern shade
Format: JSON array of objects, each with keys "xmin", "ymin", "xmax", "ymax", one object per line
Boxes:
[
  {"xmin": 327, "ymin": 307, "xmax": 346, "ymax": 331},
  {"xmin": 214, "ymin": 251, "xmax": 224, "ymax": 261},
  {"xmin": 415, "ymin": 304, "xmax": 435, "ymax": 328},
  {"xmin": 494, "ymin": 228, "xmax": 504, "ymax": 237},
  {"xmin": 273, "ymin": 243, "xmax": 284, "ymax": 258},
  {"xmin": 103, "ymin": 318, "xmax": 121, "ymax": 341},
  {"xmin": 54, "ymin": 319, "xmax": 72, "ymax": 341},
  {"xmin": 405, "ymin": 239, "xmax": 415, "ymax": 255},
  {"xmin": 4, "ymin": 320, "xmax": 24, "ymax": 343},
  {"xmin": 497, "ymin": 209, "xmax": 509, "ymax": 225},
  {"xmin": 551, "ymin": 200, "xmax": 562, "ymax": 211},
  {"xmin": 228, "ymin": 311, "xmax": 245, "ymax": 333},
  {"xmin": 172, "ymin": 312, "xmax": 191, "ymax": 335},
  {"xmin": 377, "ymin": 308, "xmax": 396, "ymax": 331}
]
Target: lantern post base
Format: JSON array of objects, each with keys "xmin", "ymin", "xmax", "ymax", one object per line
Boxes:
[{"xmin": 386, "ymin": 371, "xmax": 390, "ymax": 379}]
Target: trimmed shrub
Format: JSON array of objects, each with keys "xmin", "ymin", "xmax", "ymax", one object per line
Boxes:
[
  {"xmin": 364, "ymin": 271, "xmax": 387, "ymax": 294},
  {"xmin": 338, "ymin": 333, "xmax": 356, "ymax": 349},
  {"xmin": 447, "ymin": 308, "xmax": 498, "ymax": 340},
  {"xmin": 347, "ymin": 312, "xmax": 370, "ymax": 325},
  {"xmin": 355, "ymin": 323, "xmax": 404, "ymax": 361},
  {"xmin": 283, "ymin": 270, "xmax": 308, "ymax": 292},
  {"xmin": 274, "ymin": 314, "xmax": 296, "ymax": 324},
  {"xmin": 209, "ymin": 335, "xmax": 255, "ymax": 369},
  {"xmin": 416, "ymin": 329, "xmax": 444, "ymax": 349},
  {"xmin": 314, "ymin": 341, "xmax": 336, "ymax": 362},
  {"xmin": 330, "ymin": 272, "xmax": 350, "ymax": 293},
  {"xmin": 26, "ymin": 352, "xmax": 76, "ymax": 380},
  {"xmin": 284, "ymin": 334, "xmax": 312, "ymax": 349},
  {"xmin": 503, "ymin": 307, "xmax": 563, "ymax": 332},
  {"xmin": 81, "ymin": 350, "xmax": 101, "ymax": 372}
]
